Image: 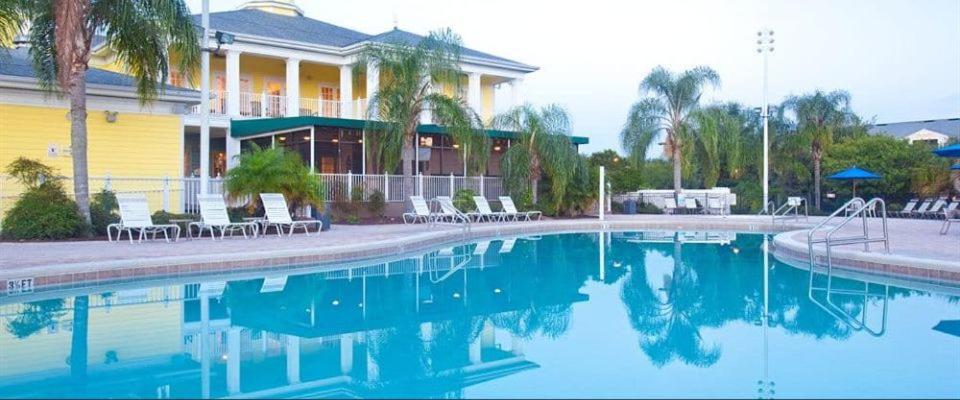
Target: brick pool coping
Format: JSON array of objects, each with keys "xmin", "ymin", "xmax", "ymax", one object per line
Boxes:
[{"xmin": 1, "ymin": 215, "xmax": 957, "ymax": 297}]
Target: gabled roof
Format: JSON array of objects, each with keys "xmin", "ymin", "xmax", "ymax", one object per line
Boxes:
[
  {"xmin": 186, "ymin": 9, "xmax": 534, "ymax": 71},
  {"xmin": 868, "ymin": 118, "xmax": 960, "ymax": 139},
  {"xmin": 0, "ymin": 47, "xmax": 196, "ymax": 96},
  {"xmin": 365, "ymin": 28, "xmax": 535, "ymax": 70},
  {"xmin": 190, "ymin": 9, "xmax": 369, "ymax": 48}
]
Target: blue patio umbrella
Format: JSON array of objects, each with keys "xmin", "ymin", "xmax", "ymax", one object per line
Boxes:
[
  {"xmin": 933, "ymin": 143, "xmax": 960, "ymax": 158},
  {"xmin": 827, "ymin": 166, "xmax": 881, "ymax": 198}
]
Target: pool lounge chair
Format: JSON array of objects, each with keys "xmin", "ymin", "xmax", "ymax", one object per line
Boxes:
[
  {"xmin": 663, "ymin": 197, "xmax": 679, "ymax": 215},
  {"xmin": 683, "ymin": 197, "xmax": 699, "ymax": 214},
  {"xmin": 259, "ymin": 193, "xmax": 322, "ymax": 237},
  {"xmin": 403, "ymin": 196, "xmax": 436, "ymax": 224},
  {"xmin": 499, "ymin": 196, "xmax": 542, "ymax": 221},
  {"xmin": 891, "ymin": 199, "xmax": 918, "ymax": 218},
  {"xmin": 920, "ymin": 198, "xmax": 948, "ymax": 219},
  {"xmin": 109, "ymin": 193, "xmax": 181, "ymax": 243},
  {"xmin": 190, "ymin": 194, "xmax": 259, "ymax": 240},
  {"xmin": 904, "ymin": 198, "xmax": 933, "ymax": 219},
  {"xmin": 434, "ymin": 196, "xmax": 471, "ymax": 224},
  {"xmin": 705, "ymin": 196, "xmax": 725, "ymax": 215},
  {"xmin": 941, "ymin": 208, "xmax": 960, "ymax": 234},
  {"xmin": 472, "ymin": 196, "xmax": 508, "ymax": 222}
]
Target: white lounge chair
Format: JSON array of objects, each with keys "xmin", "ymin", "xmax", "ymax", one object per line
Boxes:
[
  {"xmin": 499, "ymin": 238, "xmax": 517, "ymax": 254},
  {"xmin": 259, "ymin": 193, "xmax": 322, "ymax": 237},
  {"xmin": 472, "ymin": 196, "xmax": 508, "ymax": 222},
  {"xmin": 403, "ymin": 196, "xmax": 436, "ymax": 224},
  {"xmin": 705, "ymin": 197, "xmax": 724, "ymax": 215},
  {"xmin": 434, "ymin": 196, "xmax": 471, "ymax": 224},
  {"xmin": 663, "ymin": 197, "xmax": 679, "ymax": 215},
  {"xmin": 190, "ymin": 194, "xmax": 259, "ymax": 240},
  {"xmin": 109, "ymin": 193, "xmax": 181, "ymax": 243},
  {"xmin": 683, "ymin": 197, "xmax": 699, "ymax": 214},
  {"xmin": 905, "ymin": 198, "xmax": 933, "ymax": 218},
  {"xmin": 498, "ymin": 196, "xmax": 542, "ymax": 221},
  {"xmin": 891, "ymin": 199, "xmax": 918, "ymax": 218},
  {"xmin": 941, "ymin": 208, "xmax": 960, "ymax": 234},
  {"xmin": 920, "ymin": 198, "xmax": 948, "ymax": 219}
]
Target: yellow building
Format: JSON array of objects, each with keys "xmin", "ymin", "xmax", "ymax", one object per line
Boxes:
[{"xmin": 1, "ymin": 0, "xmax": 586, "ymax": 215}]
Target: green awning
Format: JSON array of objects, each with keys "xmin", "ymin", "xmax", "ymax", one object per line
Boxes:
[{"xmin": 230, "ymin": 116, "xmax": 589, "ymax": 145}]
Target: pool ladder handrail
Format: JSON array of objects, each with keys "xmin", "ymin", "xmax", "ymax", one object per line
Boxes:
[
  {"xmin": 807, "ymin": 197, "xmax": 890, "ymax": 271},
  {"xmin": 428, "ymin": 197, "xmax": 472, "ymax": 236},
  {"xmin": 771, "ymin": 197, "xmax": 809, "ymax": 225},
  {"xmin": 808, "ymin": 279, "xmax": 889, "ymax": 337},
  {"xmin": 758, "ymin": 200, "xmax": 777, "ymax": 215}
]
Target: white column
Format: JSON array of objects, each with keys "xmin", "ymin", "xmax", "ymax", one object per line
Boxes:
[
  {"xmin": 227, "ymin": 328, "xmax": 241, "ymax": 395},
  {"xmin": 226, "ymin": 128, "xmax": 241, "ymax": 170},
  {"xmin": 511, "ymin": 336, "xmax": 524, "ymax": 356},
  {"xmin": 286, "ymin": 58, "xmax": 301, "ymax": 117},
  {"xmin": 199, "ymin": 0, "xmax": 211, "ymax": 194},
  {"xmin": 468, "ymin": 338, "xmax": 482, "ymax": 364},
  {"xmin": 340, "ymin": 334, "xmax": 354, "ymax": 375},
  {"xmin": 365, "ymin": 61, "xmax": 379, "ymax": 119},
  {"xmin": 339, "ymin": 65, "xmax": 353, "ymax": 119},
  {"xmin": 226, "ymin": 50, "xmax": 242, "ymax": 117},
  {"xmin": 286, "ymin": 335, "xmax": 301, "ymax": 384},
  {"xmin": 467, "ymin": 72, "xmax": 482, "ymax": 114},
  {"xmin": 509, "ymin": 78, "xmax": 524, "ymax": 108}
]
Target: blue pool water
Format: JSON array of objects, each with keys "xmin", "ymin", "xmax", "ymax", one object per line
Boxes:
[{"xmin": 0, "ymin": 232, "xmax": 958, "ymax": 398}]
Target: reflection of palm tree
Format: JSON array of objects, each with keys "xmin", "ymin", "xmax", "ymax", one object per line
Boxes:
[
  {"xmin": 6, "ymin": 299, "xmax": 65, "ymax": 339},
  {"xmin": 70, "ymin": 295, "xmax": 90, "ymax": 393},
  {"xmin": 621, "ymin": 242, "xmax": 721, "ymax": 367}
]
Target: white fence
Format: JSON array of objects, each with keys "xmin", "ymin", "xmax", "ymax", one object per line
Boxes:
[{"xmin": 0, "ymin": 173, "xmax": 503, "ymax": 224}]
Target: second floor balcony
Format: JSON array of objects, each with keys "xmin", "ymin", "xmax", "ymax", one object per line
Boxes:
[{"xmin": 189, "ymin": 91, "xmax": 368, "ymax": 119}]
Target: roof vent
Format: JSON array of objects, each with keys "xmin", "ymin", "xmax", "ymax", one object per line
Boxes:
[{"xmin": 239, "ymin": 0, "xmax": 304, "ymax": 17}]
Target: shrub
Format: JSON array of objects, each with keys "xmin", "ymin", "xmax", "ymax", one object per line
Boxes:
[
  {"xmin": 90, "ymin": 190, "xmax": 119, "ymax": 236},
  {"xmin": 2, "ymin": 182, "xmax": 86, "ymax": 240},
  {"xmin": 5, "ymin": 157, "xmax": 56, "ymax": 189},
  {"xmin": 150, "ymin": 211, "xmax": 197, "ymax": 225},
  {"xmin": 367, "ymin": 190, "xmax": 385, "ymax": 217},
  {"xmin": 224, "ymin": 144, "xmax": 324, "ymax": 214},
  {"xmin": 454, "ymin": 189, "xmax": 477, "ymax": 212}
]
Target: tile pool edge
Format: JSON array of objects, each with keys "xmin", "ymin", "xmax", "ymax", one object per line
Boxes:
[{"xmin": 1, "ymin": 218, "xmax": 802, "ymax": 296}]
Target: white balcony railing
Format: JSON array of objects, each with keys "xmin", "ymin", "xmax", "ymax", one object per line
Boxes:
[{"xmin": 189, "ymin": 92, "xmax": 368, "ymax": 120}]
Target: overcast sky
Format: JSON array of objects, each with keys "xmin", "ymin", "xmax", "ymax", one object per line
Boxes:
[{"xmin": 188, "ymin": 0, "xmax": 960, "ymax": 154}]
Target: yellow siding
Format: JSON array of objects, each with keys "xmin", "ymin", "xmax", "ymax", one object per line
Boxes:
[
  {"xmin": 0, "ymin": 288, "xmax": 182, "ymax": 380},
  {"xmin": 0, "ymin": 104, "xmax": 183, "ymax": 212}
]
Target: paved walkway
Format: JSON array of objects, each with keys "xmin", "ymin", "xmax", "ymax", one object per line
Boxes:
[{"xmin": 0, "ymin": 214, "xmax": 956, "ymax": 293}]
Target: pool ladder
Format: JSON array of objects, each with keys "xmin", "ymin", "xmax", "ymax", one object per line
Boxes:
[{"xmin": 806, "ymin": 197, "xmax": 890, "ymax": 275}]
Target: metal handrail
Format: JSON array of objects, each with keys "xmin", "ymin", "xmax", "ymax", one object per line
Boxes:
[
  {"xmin": 758, "ymin": 200, "xmax": 777, "ymax": 215},
  {"xmin": 807, "ymin": 197, "xmax": 865, "ymax": 271},
  {"xmin": 429, "ymin": 197, "xmax": 472, "ymax": 234},
  {"xmin": 822, "ymin": 198, "xmax": 889, "ymax": 269},
  {"xmin": 809, "ymin": 281, "xmax": 888, "ymax": 337}
]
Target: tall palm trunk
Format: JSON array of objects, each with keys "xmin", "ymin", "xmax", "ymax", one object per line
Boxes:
[
  {"xmin": 69, "ymin": 77, "xmax": 91, "ymax": 225},
  {"xmin": 812, "ymin": 146, "xmax": 822, "ymax": 210},
  {"xmin": 672, "ymin": 145, "xmax": 682, "ymax": 192},
  {"xmin": 402, "ymin": 132, "xmax": 415, "ymax": 197}
]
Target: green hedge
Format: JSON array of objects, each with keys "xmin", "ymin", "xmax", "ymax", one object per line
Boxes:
[{"xmin": 2, "ymin": 182, "xmax": 87, "ymax": 240}]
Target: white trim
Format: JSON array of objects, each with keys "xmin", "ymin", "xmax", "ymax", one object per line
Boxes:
[
  {"xmin": 0, "ymin": 86, "xmax": 191, "ymax": 115},
  {"xmin": 0, "ymin": 76, "xmax": 199, "ymax": 104},
  {"xmin": 236, "ymin": 126, "xmax": 314, "ymax": 141}
]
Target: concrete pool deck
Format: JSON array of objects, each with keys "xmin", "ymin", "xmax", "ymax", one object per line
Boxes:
[{"xmin": 1, "ymin": 214, "xmax": 957, "ymax": 294}]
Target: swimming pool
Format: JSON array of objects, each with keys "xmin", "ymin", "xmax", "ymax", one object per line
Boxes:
[{"xmin": 0, "ymin": 231, "xmax": 957, "ymax": 398}]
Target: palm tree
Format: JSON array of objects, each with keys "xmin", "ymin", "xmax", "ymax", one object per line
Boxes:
[
  {"xmin": 491, "ymin": 104, "xmax": 579, "ymax": 207},
  {"xmin": 690, "ymin": 104, "xmax": 747, "ymax": 188},
  {"xmin": 0, "ymin": 0, "xmax": 199, "ymax": 225},
  {"xmin": 357, "ymin": 29, "xmax": 487, "ymax": 196},
  {"xmin": 621, "ymin": 66, "xmax": 720, "ymax": 191},
  {"xmin": 783, "ymin": 90, "xmax": 854, "ymax": 210}
]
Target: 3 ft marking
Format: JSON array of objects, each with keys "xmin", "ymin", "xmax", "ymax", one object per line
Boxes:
[{"xmin": 5, "ymin": 278, "xmax": 35, "ymax": 294}]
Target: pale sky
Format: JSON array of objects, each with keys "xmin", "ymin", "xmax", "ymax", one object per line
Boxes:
[{"xmin": 188, "ymin": 0, "xmax": 960, "ymax": 154}]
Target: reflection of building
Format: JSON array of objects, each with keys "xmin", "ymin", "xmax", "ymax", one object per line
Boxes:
[{"xmin": 0, "ymin": 239, "xmax": 588, "ymax": 398}]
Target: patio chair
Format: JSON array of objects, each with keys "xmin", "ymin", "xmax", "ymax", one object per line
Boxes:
[
  {"xmin": 403, "ymin": 196, "xmax": 436, "ymax": 224},
  {"xmin": 905, "ymin": 198, "xmax": 933, "ymax": 218},
  {"xmin": 891, "ymin": 199, "xmax": 918, "ymax": 218},
  {"xmin": 434, "ymin": 196, "xmax": 471, "ymax": 224},
  {"xmin": 683, "ymin": 197, "xmax": 699, "ymax": 214},
  {"xmin": 705, "ymin": 197, "xmax": 725, "ymax": 215},
  {"xmin": 109, "ymin": 193, "xmax": 181, "ymax": 243},
  {"xmin": 498, "ymin": 196, "xmax": 542, "ymax": 221},
  {"xmin": 472, "ymin": 196, "xmax": 508, "ymax": 222},
  {"xmin": 939, "ymin": 199, "xmax": 959, "ymax": 219},
  {"xmin": 663, "ymin": 197, "xmax": 679, "ymax": 215},
  {"xmin": 920, "ymin": 198, "xmax": 948, "ymax": 219},
  {"xmin": 190, "ymin": 194, "xmax": 259, "ymax": 240},
  {"xmin": 259, "ymin": 193, "xmax": 322, "ymax": 237},
  {"xmin": 941, "ymin": 208, "xmax": 960, "ymax": 234}
]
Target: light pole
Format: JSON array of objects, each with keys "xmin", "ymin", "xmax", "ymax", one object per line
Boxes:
[
  {"xmin": 199, "ymin": 0, "xmax": 211, "ymax": 194},
  {"xmin": 757, "ymin": 29, "xmax": 774, "ymax": 213}
]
